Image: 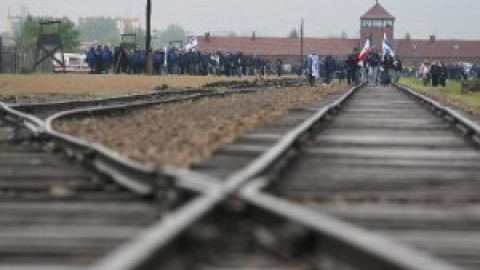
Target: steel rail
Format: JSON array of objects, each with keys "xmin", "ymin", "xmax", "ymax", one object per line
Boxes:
[
  {"xmin": 41, "ymin": 96, "xmax": 204, "ymax": 197},
  {"xmin": 42, "ymin": 89, "xmax": 268, "ymax": 196},
  {"xmin": 90, "ymin": 83, "xmax": 368, "ymax": 270},
  {"xmin": 9, "ymin": 90, "xmax": 234, "ymax": 120},
  {"xmin": 44, "ymin": 93, "xmax": 209, "ymax": 123},
  {"xmin": 2, "ymin": 98, "xmax": 161, "ymax": 197},
  {"xmin": 395, "ymin": 83, "xmax": 480, "ymax": 146},
  {"xmin": 0, "ymin": 102, "xmax": 45, "ymax": 135},
  {"xmin": 0, "ymin": 79, "xmax": 310, "ymax": 269},
  {"xmin": 231, "ymin": 83, "xmax": 479, "ymax": 270},
  {"xmin": 0, "ymin": 98, "xmax": 225, "ymax": 269},
  {"xmin": 223, "ymin": 82, "xmax": 365, "ymax": 192},
  {"xmin": 3, "ymin": 79, "xmax": 470, "ymax": 269},
  {"xmin": 94, "ymin": 81, "xmax": 466, "ymax": 270},
  {"xmin": 0, "ymin": 101, "xmax": 184, "ymax": 269},
  {"xmin": 227, "ymin": 81, "xmax": 464, "ymax": 270},
  {"xmin": 2, "ymin": 86, "xmax": 278, "ymax": 198},
  {"xmin": 9, "ymin": 89, "xmax": 219, "ymax": 116},
  {"xmin": 2, "ymin": 92, "xmax": 228, "ymax": 197},
  {"xmin": 239, "ymin": 179, "xmax": 463, "ymax": 270},
  {"xmin": 90, "ymin": 185, "xmax": 224, "ymax": 270},
  {"xmin": 6, "ymin": 80, "xmax": 465, "ymax": 269},
  {"xmin": 10, "ymin": 77, "xmax": 307, "ymax": 117}
]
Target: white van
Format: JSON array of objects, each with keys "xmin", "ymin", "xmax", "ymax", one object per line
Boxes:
[{"xmin": 52, "ymin": 52, "xmax": 90, "ymax": 73}]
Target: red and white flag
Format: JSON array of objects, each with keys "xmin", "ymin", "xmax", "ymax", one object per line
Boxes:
[{"xmin": 358, "ymin": 38, "xmax": 371, "ymax": 62}]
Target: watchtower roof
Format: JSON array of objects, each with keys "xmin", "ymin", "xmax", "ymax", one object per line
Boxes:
[{"xmin": 361, "ymin": 2, "xmax": 395, "ymax": 20}]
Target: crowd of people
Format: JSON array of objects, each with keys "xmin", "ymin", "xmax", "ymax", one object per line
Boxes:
[
  {"xmin": 306, "ymin": 46, "xmax": 403, "ymax": 87},
  {"xmin": 304, "ymin": 47, "xmax": 480, "ymax": 89},
  {"xmin": 85, "ymin": 42, "xmax": 480, "ymax": 92},
  {"xmin": 363, "ymin": 48, "xmax": 403, "ymax": 85},
  {"xmin": 417, "ymin": 61, "xmax": 480, "ymax": 86},
  {"xmin": 305, "ymin": 53, "xmax": 337, "ymax": 87},
  {"xmin": 86, "ymin": 44, "xmax": 114, "ymax": 74},
  {"xmin": 85, "ymin": 43, "xmax": 277, "ymax": 77},
  {"xmin": 418, "ymin": 60, "xmax": 448, "ymax": 87},
  {"xmin": 343, "ymin": 47, "xmax": 403, "ymax": 86}
]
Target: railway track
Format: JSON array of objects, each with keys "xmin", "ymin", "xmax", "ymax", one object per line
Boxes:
[
  {"xmin": 4, "ymin": 80, "xmax": 479, "ymax": 269},
  {"xmin": 10, "ymin": 89, "xmax": 238, "ymax": 120},
  {"xmin": 0, "ymin": 78, "xmax": 308, "ymax": 269},
  {"xmin": 10, "ymin": 78, "xmax": 305, "ymax": 120},
  {"xmin": 0, "ymin": 103, "xmax": 196, "ymax": 270},
  {"xmin": 266, "ymin": 84, "xmax": 480, "ymax": 270},
  {"xmin": 0, "ymin": 106, "xmax": 138, "ymax": 269},
  {"xmin": 192, "ymin": 83, "xmax": 480, "ymax": 270},
  {"xmin": 86, "ymin": 82, "xmax": 476, "ymax": 270}
]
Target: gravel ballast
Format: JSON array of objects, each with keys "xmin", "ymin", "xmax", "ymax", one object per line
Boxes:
[{"xmin": 55, "ymin": 85, "xmax": 347, "ymax": 168}]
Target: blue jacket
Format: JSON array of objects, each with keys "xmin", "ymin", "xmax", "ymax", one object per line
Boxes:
[
  {"xmin": 153, "ymin": 53, "xmax": 163, "ymax": 64},
  {"xmin": 86, "ymin": 48, "xmax": 96, "ymax": 65},
  {"xmin": 102, "ymin": 47, "xmax": 112, "ymax": 63}
]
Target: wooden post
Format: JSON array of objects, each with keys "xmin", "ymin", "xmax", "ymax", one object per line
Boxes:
[
  {"xmin": 0, "ymin": 36, "xmax": 3, "ymax": 74},
  {"xmin": 300, "ymin": 18, "xmax": 304, "ymax": 66},
  {"xmin": 146, "ymin": 0, "xmax": 153, "ymax": 75}
]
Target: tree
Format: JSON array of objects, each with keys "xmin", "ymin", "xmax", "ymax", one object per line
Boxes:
[
  {"xmin": 14, "ymin": 16, "xmax": 79, "ymax": 51},
  {"xmin": 153, "ymin": 24, "xmax": 187, "ymax": 48},
  {"xmin": 13, "ymin": 16, "xmax": 37, "ymax": 51},
  {"xmin": 136, "ymin": 28, "xmax": 147, "ymax": 50},
  {"xmin": 58, "ymin": 17, "xmax": 81, "ymax": 50},
  {"xmin": 78, "ymin": 17, "xmax": 120, "ymax": 44},
  {"xmin": 288, "ymin": 28, "xmax": 299, "ymax": 39},
  {"xmin": 405, "ymin": 32, "xmax": 411, "ymax": 40},
  {"xmin": 340, "ymin": 30, "xmax": 348, "ymax": 39}
]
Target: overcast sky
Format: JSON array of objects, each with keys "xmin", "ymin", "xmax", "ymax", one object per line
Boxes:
[{"xmin": 1, "ymin": 0, "xmax": 478, "ymax": 40}]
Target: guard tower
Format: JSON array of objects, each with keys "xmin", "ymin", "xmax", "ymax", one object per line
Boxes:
[
  {"xmin": 32, "ymin": 20, "xmax": 65, "ymax": 72},
  {"xmin": 169, "ymin": 40, "xmax": 184, "ymax": 50},
  {"xmin": 121, "ymin": 33, "xmax": 137, "ymax": 51},
  {"xmin": 360, "ymin": 1, "xmax": 395, "ymax": 50}
]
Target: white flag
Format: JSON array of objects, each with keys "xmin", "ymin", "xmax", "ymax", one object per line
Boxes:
[{"xmin": 184, "ymin": 36, "xmax": 198, "ymax": 51}]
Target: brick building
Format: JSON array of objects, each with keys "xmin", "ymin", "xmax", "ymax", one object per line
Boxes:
[{"xmin": 197, "ymin": 1, "xmax": 480, "ymax": 67}]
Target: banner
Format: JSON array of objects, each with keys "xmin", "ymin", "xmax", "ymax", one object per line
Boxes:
[
  {"xmin": 358, "ymin": 37, "xmax": 371, "ymax": 62},
  {"xmin": 382, "ymin": 33, "xmax": 395, "ymax": 57},
  {"xmin": 307, "ymin": 53, "xmax": 320, "ymax": 78},
  {"xmin": 184, "ymin": 36, "xmax": 198, "ymax": 51}
]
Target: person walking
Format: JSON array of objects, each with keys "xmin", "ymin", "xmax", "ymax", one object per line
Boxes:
[
  {"xmin": 276, "ymin": 58, "xmax": 283, "ymax": 77},
  {"xmin": 346, "ymin": 47, "xmax": 359, "ymax": 85},
  {"xmin": 306, "ymin": 53, "xmax": 320, "ymax": 87},
  {"xmin": 86, "ymin": 46, "xmax": 96, "ymax": 74},
  {"xmin": 94, "ymin": 45, "xmax": 104, "ymax": 74},
  {"xmin": 102, "ymin": 46, "xmax": 113, "ymax": 74},
  {"xmin": 430, "ymin": 60, "xmax": 441, "ymax": 87},
  {"xmin": 393, "ymin": 57, "xmax": 403, "ymax": 83},
  {"xmin": 366, "ymin": 49, "xmax": 381, "ymax": 85},
  {"xmin": 419, "ymin": 60, "xmax": 431, "ymax": 86},
  {"xmin": 381, "ymin": 52, "xmax": 394, "ymax": 85},
  {"xmin": 323, "ymin": 54, "xmax": 336, "ymax": 86}
]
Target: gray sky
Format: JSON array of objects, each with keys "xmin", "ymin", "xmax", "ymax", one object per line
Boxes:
[{"xmin": 1, "ymin": 0, "xmax": 479, "ymax": 40}]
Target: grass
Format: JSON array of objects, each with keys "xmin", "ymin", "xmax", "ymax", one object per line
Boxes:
[
  {"xmin": 0, "ymin": 74, "xmax": 262, "ymax": 96},
  {"xmin": 400, "ymin": 77, "xmax": 480, "ymax": 109}
]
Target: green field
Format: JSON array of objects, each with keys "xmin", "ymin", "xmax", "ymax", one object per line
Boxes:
[{"xmin": 400, "ymin": 77, "xmax": 480, "ymax": 109}]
